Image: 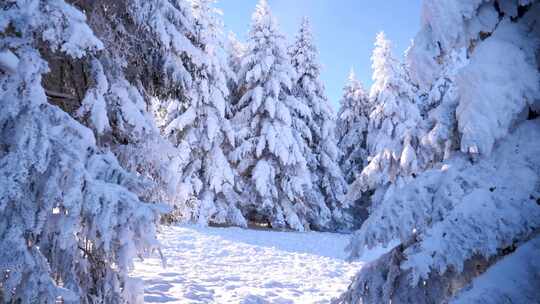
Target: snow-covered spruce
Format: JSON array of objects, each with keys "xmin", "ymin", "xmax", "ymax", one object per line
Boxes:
[
  {"xmin": 348, "ymin": 119, "xmax": 540, "ymax": 266},
  {"xmin": 0, "ymin": 2, "xmax": 161, "ymax": 303},
  {"xmin": 225, "ymin": 31, "xmax": 248, "ymax": 120},
  {"xmin": 289, "ymin": 17, "xmax": 351, "ymax": 231},
  {"xmin": 230, "ymin": 0, "xmax": 312, "ymax": 231},
  {"xmin": 38, "ymin": 0, "xmax": 192, "ymax": 221},
  {"xmin": 134, "ymin": 0, "xmax": 243, "ymax": 226},
  {"xmin": 337, "ymin": 69, "xmax": 370, "ymax": 184},
  {"xmin": 75, "ymin": 56, "xmax": 182, "ymax": 212},
  {"xmin": 347, "ymin": 32, "xmax": 423, "ymax": 210},
  {"xmin": 340, "ymin": 1, "xmax": 540, "ymax": 303}
]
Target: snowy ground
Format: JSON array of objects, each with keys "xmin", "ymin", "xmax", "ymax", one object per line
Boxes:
[{"xmin": 131, "ymin": 225, "xmax": 380, "ymax": 303}]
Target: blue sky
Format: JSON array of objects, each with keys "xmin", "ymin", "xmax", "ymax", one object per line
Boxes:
[{"xmin": 215, "ymin": 0, "xmax": 422, "ymax": 109}]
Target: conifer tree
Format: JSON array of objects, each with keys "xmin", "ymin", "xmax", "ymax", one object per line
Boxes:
[
  {"xmin": 347, "ymin": 32, "xmax": 423, "ymax": 207},
  {"xmin": 0, "ymin": 2, "xmax": 161, "ymax": 302},
  {"xmin": 231, "ymin": 0, "xmax": 311, "ymax": 231},
  {"xmin": 225, "ymin": 32, "xmax": 247, "ymax": 119},
  {"xmin": 340, "ymin": 2, "xmax": 540, "ymax": 303},
  {"xmin": 134, "ymin": 0, "xmax": 243, "ymax": 225},
  {"xmin": 40, "ymin": 0, "xmax": 201, "ymax": 221},
  {"xmin": 337, "ymin": 69, "xmax": 371, "ymax": 184},
  {"xmin": 289, "ymin": 18, "xmax": 350, "ymax": 230}
]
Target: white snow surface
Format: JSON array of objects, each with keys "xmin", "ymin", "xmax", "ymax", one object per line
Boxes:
[
  {"xmin": 131, "ymin": 225, "xmax": 365, "ymax": 303},
  {"xmin": 451, "ymin": 236, "xmax": 540, "ymax": 304}
]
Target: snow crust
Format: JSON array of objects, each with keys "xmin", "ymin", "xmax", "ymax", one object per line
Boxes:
[
  {"xmin": 0, "ymin": 50, "xmax": 19, "ymax": 74},
  {"xmin": 132, "ymin": 225, "xmax": 364, "ymax": 303},
  {"xmin": 451, "ymin": 236, "xmax": 540, "ymax": 304}
]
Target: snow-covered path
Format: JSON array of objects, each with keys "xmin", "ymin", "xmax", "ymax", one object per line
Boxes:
[{"xmin": 131, "ymin": 225, "xmax": 366, "ymax": 303}]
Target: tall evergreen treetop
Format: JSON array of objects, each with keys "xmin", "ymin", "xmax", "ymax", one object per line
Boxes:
[
  {"xmin": 337, "ymin": 69, "xmax": 371, "ymax": 184},
  {"xmin": 290, "ymin": 17, "xmax": 350, "ymax": 230},
  {"xmin": 231, "ymin": 0, "xmax": 311, "ymax": 231}
]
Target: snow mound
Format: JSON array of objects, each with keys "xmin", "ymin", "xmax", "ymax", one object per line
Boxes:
[
  {"xmin": 451, "ymin": 236, "xmax": 540, "ymax": 304},
  {"xmin": 131, "ymin": 225, "xmax": 363, "ymax": 303}
]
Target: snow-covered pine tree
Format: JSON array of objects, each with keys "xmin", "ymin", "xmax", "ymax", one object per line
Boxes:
[
  {"xmin": 339, "ymin": 1, "xmax": 540, "ymax": 303},
  {"xmin": 74, "ymin": 56, "xmax": 182, "ymax": 214},
  {"xmin": 130, "ymin": 0, "xmax": 201, "ymax": 96},
  {"xmin": 37, "ymin": 0, "xmax": 191, "ymax": 221},
  {"xmin": 227, "ymin": 32, "xmax": 247, "ymax": 78},
  {"xmin": 139, "ymin": 0, "xmax": 242, "ymax": 226},
  {"xmin": 225, "ymin": 32, "xmax": 247, "ymax": 120},
  {"xmin": 346, "ymin": 32, "xmax": 423, "ymax": 208},
  {"xmin": 337, "ymin": 69, "xmax": 370, "ymax": 184},
  {"xmin": 128, "ymin": 0, "xmax": 209, "ymax": 223},
  {"xmin": 230, "ymin": 0, "xmax": 311, "ymax": 231},
  {"xmin": 0, "ymin": 1, "xmax": 161, "ymax": 303},
  {"xmin": 190, "ymin": 0, "xmax": 244, "ymax": 226},
  {"xmin": 289, "ymin": 17, "xmax": 350, "ymax": 230},
  {"xmin": 129, "ymin": 0, "xmax": 245, "ymax": 225}
]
